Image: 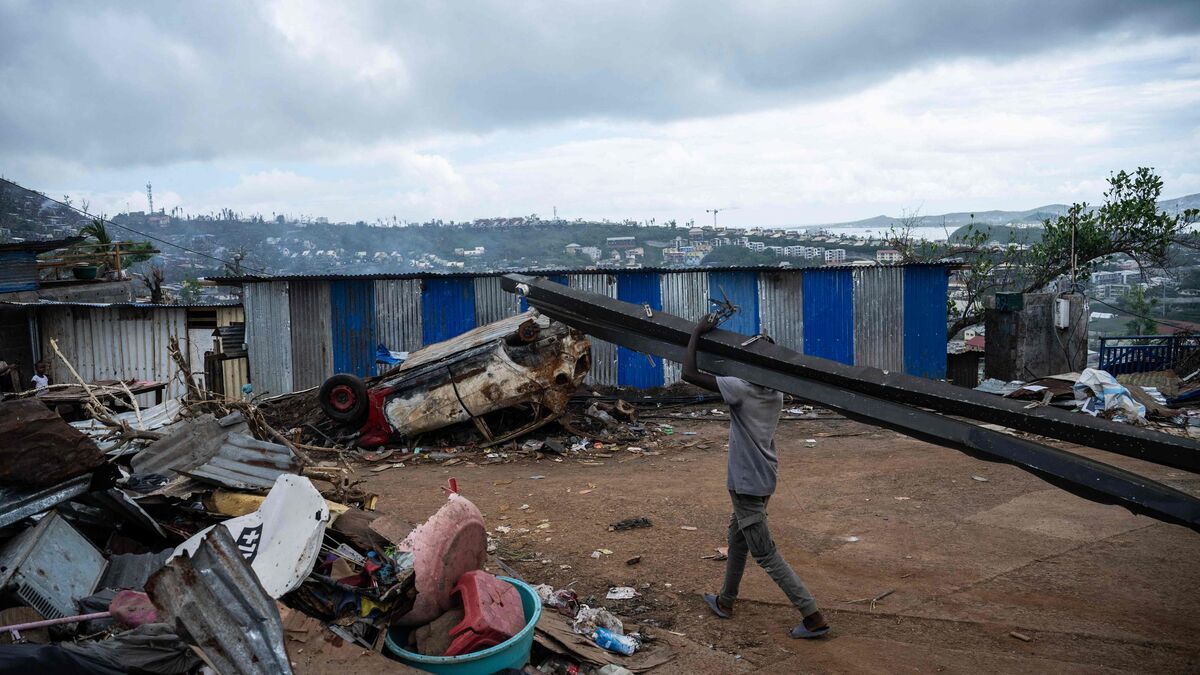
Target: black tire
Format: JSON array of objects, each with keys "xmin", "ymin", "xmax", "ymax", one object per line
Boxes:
[{"xmin": 319, "ymin": 373, "xmax": 369, "ymax": 426}]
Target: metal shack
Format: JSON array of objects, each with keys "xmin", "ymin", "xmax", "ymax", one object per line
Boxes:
[
  {"xmin": 217, "ymin": 264, "xmax": 951, "ymax": 397},
  {"xmin": 1, "ymin": 301, "xmax": 248, "ymax": 403}
]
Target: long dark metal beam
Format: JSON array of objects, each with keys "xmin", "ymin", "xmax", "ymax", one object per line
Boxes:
[
  {"xmin": 502, "ymin": 273, "xmax": 1200, "ymax": 531},
  {"xmin": 502, "ymin": 274, "xmax": 1200, "ymax": 473}
]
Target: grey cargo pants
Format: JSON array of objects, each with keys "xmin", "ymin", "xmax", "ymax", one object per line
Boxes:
[{"xmin": 719, "ymin": 491, "xmax": 819, "ymax": 617}]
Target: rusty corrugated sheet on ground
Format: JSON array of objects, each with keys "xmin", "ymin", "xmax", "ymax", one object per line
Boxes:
[
  {"xmin": 187, "ymin": 433, "xmax": 300, "ymax": 490},
  {"xmin": 0, "ymin": 474, "xmax": 93, "ymax": 529},
  {"xmin": 660, "ymin": 271, "xmax": 708, "ymax": 384},
  {"xmin": 130, "ymin": 414, "xmax": 229, "ymax": 477},
  {"xmin": 568, "ymin": 273, "xmax": 618, "ymax": 385},
  {"xmin": 853, "ymin": 266, "xmax": 905, "ymax": 372},
  {"xmin": 758, "ymin": 270, "xmax": 804, "ymax": 352},
  {"xmin": 374, "ymin": 278, "xmax": 424, "ymax": 353},
  {"xmin": 146, "ymin": 526, "xmax": 292, "ymax": 675}
]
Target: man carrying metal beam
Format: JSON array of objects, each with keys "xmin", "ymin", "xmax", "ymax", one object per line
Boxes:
[{"xmin": 683, "ymin": 313, "xmax": 831, "ymax": 640}]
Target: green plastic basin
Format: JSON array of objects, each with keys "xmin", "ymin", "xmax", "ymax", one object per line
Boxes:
[{"xmin": 384, "ymin": 576, "xmax": 542, "ymax": 674}]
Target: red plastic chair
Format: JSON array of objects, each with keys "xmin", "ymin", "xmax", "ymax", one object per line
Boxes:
[{"xmin": 444, "ymin": 571, "xmax": 524, "ymax": 656}]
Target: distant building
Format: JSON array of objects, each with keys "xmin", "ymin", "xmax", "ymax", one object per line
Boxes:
[
  {"xmin": 580, "ymin": 246, "xmax": 601, "ymax": 261},
  {"xmin": 606, "ymin": 236, "xmax": 636, "ymax": 250},
  {"xmin": 824, "ymin": 249, "xmax": 846, "ymax": 264},
  {"xmin": 564, "ymin": 243, "xmax": 582, "ymax": 255},
  {"xmin": 876, "ymin": 249, "xmax": 903, "ymax": 264},
  {"xmin": 747, "ymin": 241, "xmax": 766, "ymax": 252}
]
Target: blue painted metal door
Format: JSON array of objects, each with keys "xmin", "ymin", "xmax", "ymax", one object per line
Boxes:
[
  {"xmin": 707, "ymin": 271, "xmax": 759, "ymax": 337},
  {"xmin": 616, "ymin": 272, "xmax": 663, "ymax": 387},
  {"xmin": 422, "ymin": 278, "xmax": 477, "ymax": 344},
  {"xmin": 520, "ymin": 275, "xmax": 568, "ymax": 312},
  {"xmin": 903, "ymin": 266, "xmax": 948, "ymax": 378},
  {"xmin": 329, "ymin": 280, "xmax": 377, "ymax": 377},
  {"xmin": 802, "ymin": 269, "xmax": 854, "ymax": 364}
]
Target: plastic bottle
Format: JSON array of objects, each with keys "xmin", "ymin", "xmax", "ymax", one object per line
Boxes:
[{"xmin": 593, "ymin": 627, "xmax": 638, "ymax": 656}]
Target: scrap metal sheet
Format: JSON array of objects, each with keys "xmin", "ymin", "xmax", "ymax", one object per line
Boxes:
[{"xmin": 146, "ymin": 526, "xmax": 292, "ymax": 675}]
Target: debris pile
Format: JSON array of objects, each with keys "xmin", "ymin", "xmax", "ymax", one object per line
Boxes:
[{"xmin": 0, "ymin": 315, "xmax": 692, "ymax": 673}]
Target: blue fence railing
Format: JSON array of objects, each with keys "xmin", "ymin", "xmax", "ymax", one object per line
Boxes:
[{"xmin": 1098, "ymin": 334, "xmax": 1200, "ymax": 375}]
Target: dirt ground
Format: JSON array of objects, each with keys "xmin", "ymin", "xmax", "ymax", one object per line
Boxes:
[{"xmin": 305, "ymin": 409, "xmax": 1200, "ymax": 674}]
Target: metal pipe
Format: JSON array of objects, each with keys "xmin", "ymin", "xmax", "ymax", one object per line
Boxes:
[{"xmin": 3, "ymin": 611, "xmax": 111, "ymax": 640}]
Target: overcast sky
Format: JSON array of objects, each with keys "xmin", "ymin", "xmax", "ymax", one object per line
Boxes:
[{"xmin": 2, "ymin": 0, "xmax": 1199, "ymax": 227}]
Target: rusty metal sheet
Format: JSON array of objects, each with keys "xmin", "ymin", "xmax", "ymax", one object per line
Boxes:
[
  {"xmin": 146, "ymin": 525, "xmax": 292, "ymax": 675},
  {"xmin": 0, "ymin": 474, "xmax": 93, "ymax": 529},
  {"xmin": 187, "ymin": 433, "xmax": 301, "ymax": 491},
  {"xmin": 130, "ymin": 414, "xmax": 228, "ymax": 477},
  {"xmin": 0, "ymin": 399, "xmax": 106, "ymax": 486}
]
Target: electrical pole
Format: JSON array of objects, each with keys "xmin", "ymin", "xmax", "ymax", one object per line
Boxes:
[{"xmin": 146, "ymin": 182, "xmax": 154, "ymax": 214}]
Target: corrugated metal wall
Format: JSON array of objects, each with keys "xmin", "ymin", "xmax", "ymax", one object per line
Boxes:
[
  {"xmin": 708, "ymin": 271, "xmax": 759, "ymax": 337},
  {"xmin": 421, "ymin": 278, "xmax": 476, "ymax": 345},
  {"xmin": 244, "ymin": 281, "xmax": 293, "ymax": 398},
  {"xmin": 38, "ymin": 306, "xmax": 189, "ymax": 405},
  {"xmin": 375, "ymin": 279, "xmax": 423, "ymax": 353},
  {"xmin": 659, "ymin": 271, "xmax": 709, "ymax": 384},
  {"xmin": 474, "ymin": 276, "xmax": 521, "ymax": 326},
  {"xmin": 802, "ymin": 268, "xmax": 854, "ymax": 364},
  {"xmin": 616, "ymin": 272, "xmax": 663, "ymax": 387},
  {"xmin": 852, "ymin": 266, "xmax": 905, "ymax": 372},
  {"xmin": 288, "ymin": 280, "xmax": 333, "ymax": 389},
  {"xmin": 758, "ymin": 271, "xmax": 803, "ymax": 351},
  {"xmin": 903, "ymin": 266, "xmax": 949, "ymax": 378},
  {"xmin": 236, "ymin": 266, "xmax": 950, "ymax": 393},
  {"xmin": 0, "ymin": 251, "xmax": 38, "ymax": 293},
  {"xmin": 330, "ymin": 280, "xmax": 377, "ymax": 377},
  {"xmin": 568, "ymin": 273, "xmax": 618, "ymax": 385}
]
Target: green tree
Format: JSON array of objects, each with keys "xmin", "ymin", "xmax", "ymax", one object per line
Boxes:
[
  {"xmin": 700, "ymin": 246, "xmax": 779, "ymax": 266},
  {"xmin": 889, "ymin": 168, "xmax": 1198, "ymax": 337},
  {"xmin": 177, "ymin": 278, "xmax": 203, "ymax": 304},
  {"xmin": 1122, "ymin": 285, "xmax": 1159, "ymax": 336}
]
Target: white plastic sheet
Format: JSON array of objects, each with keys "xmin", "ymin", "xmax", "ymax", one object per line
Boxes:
[
  {"xmin": 172, "ymin": 474, "xmax": 329, "ymax": 598},
  {"xmin": 1073, "ymin": 368, "xmax": 1146, "ymax": 423}
]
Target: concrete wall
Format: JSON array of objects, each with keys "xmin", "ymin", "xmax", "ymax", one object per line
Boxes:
[{"xmin": 985, "ymin": 293, "xmax": 1088, "ymax": 381}]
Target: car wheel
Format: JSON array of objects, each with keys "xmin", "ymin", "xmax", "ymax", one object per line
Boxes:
[{"xmin": 319, "ymin": 373, "xmax": 369, "ymax": 426}]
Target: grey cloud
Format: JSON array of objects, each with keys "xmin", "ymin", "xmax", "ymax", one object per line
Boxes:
[{"xmin": 1, "ymin": 0, "xmax": 1198, "ymax": 167}]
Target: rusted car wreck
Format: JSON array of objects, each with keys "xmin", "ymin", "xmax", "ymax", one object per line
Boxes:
[{"xmin": 318, "ymin": 312, "xmax": 591, "ymax": 448}]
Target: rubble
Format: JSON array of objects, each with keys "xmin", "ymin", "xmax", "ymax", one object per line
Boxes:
[{"xmin": 0, "ymin": 399, "xmax": 105, "ymax": 485}]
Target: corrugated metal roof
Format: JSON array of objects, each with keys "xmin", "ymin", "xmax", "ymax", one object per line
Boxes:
[
  {"xmin": 0, "ymin": 250, "xmax": 39, "ymax": 293},
  {"xmin": 2, "ymin": 300, "xmax": 242, "ymax": 308},
  {"xmin": 210, "ymin": 262, "xmax": 955, "ymax": 284},
  {"xmin": 130, "ymin": 414, "xmax": 229, "ymax": 476},
  {"xmin": 0, "ymin": 474, "xmax": 93, "ymax": 528},
  {"xmin": 187, "ymin": 433, "xmax": 300, "ymax": 491},
  {"xmin": 146, "ymin": 526, "xmax": 292, "ymax": 675},
  {"xmin": 0, "ymin": 236, "xmax": 83, "ymax": 253}
]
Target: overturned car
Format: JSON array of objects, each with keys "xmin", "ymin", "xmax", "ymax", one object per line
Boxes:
[{"xmin": 318, "ymin": 312, "xmax": 591, "ymax": 448}]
